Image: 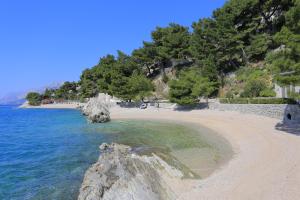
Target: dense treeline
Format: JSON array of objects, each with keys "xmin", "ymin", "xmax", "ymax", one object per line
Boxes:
[
  {"xmin": 26, "ymin": 92, "xmax": 42, "ymax": 106},
  {"xmin": 79, "ymin": 52, "xmax": 154, "ymax": 101},
  {"xmin": 26, "ymin": 82, "xmax": 79, "ymax": 105},
  {"xmin": 37, "ymin": 0, "xmax": 300, "ymax": 105}
]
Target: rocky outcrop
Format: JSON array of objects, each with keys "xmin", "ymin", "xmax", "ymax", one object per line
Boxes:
[
  {"xmin": 81, "ymin": 94, "xmax": 111, "ymax": 123},
  {"xmin": 78, "ymin": 143, "xmax": 183, "ymax": 200}
]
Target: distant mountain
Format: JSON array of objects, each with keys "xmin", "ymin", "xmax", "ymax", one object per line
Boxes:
[
  {"xmin": 0, "ymin": 82, "xmax": 62, "ymax": 105},
  {"xmin": 0, "ymin": 97, "xmax": 26, "ymax": 106}
]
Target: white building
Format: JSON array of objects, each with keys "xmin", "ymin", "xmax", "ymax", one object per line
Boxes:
[
  {"xmin": 274, "ymin": 71, "xmax": 300, "ymax": 98},
  {"xmin": 275, "ymin": 83, "xmax": 300, "ymax": 98}
]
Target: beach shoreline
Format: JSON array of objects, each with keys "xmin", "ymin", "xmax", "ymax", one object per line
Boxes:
[{"xmin": 106, "ymin": 107, "xmax": 300, "ymax": 200}]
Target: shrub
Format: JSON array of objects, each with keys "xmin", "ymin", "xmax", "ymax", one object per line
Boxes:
[
  {"xmin": 241, "ymin": 79, "xmax": 267, "ymax": 97},
  {"xmin": 259, "ymin": 89, "xmax": 276, "ymax": 97},
  {"xmin": 228, "ymin": 98, "xmax": 249, "ymax": 104},
  {"xmin": 219, "ymin": 98, "xmax": 229, "ymax": 103},
  {"xmin": 219, "ymin": 98, "xmax": 297, "ymax": 104},
  {"xmin": 225, "ymin": 90, "xmax": 234, "ymax": 98},
  {"xmin": 169, "ymin": 68, "xmax": 218, "ymax": 105},
  {"xmin": 249, "ymin": 98, "xmax": 297, "ymax": 104}
]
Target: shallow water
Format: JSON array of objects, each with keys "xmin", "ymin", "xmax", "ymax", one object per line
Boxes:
[{"xmin": 0, "ymin": 106, "xmax": 232, "ymax": 200}]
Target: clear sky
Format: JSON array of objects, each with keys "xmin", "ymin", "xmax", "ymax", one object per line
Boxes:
[{"xmin": 0, "ymin": 0, "xmax": 226, "ymax": 97}]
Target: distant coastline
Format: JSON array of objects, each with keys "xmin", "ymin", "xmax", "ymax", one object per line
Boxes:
[{"xmin": 19, "ymin": 101, "xmax": 83, "ymax": 109}]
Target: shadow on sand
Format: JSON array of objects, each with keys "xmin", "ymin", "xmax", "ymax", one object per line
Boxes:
[
  {"xmin": 173, "ymin": 103, "xmax": 209, "ymax": 112},
  {"xmin": 275, "ymin": 123, "xmax": 300, "ymax": 136}
]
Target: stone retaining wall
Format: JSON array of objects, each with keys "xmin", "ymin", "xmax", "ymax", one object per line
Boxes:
[{"xmin": 208, "ymin": 102, "xmax": 300, "ymax": 123}]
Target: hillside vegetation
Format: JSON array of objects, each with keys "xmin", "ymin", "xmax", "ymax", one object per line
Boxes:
[{"xmin": 37, "ymin": 0, "xmax": 300, "ymax": 105}]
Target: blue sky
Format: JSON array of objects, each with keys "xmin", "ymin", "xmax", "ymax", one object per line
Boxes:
[{"xmin": 0, "ymin": 0, "xmax": 226, "ymax": 97}]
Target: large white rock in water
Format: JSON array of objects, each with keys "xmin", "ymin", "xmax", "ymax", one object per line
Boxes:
[
  {"xmin": 82, "ymin": 94, "xmax": 111, "ymax": 123},
  {"xmin": 78, "ymin": 143, "xmax": 184, "ymax": 200}
]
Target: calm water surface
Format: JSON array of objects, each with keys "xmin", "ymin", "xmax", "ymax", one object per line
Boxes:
[{"xmin": 0, "ymin": 106, "xmax": 231, "ymax": 200}]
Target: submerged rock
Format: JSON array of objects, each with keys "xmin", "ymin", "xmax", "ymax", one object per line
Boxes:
[
  {"xmin": 81, "ymin": 94, "xmax": 111, "ymax": 123},
  {"xmin": 78, "ymin": 143, "xmax": 184, "ymax": 200}
]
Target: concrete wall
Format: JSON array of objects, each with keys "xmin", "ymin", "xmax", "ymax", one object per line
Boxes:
[{"xmin": 208, "ymin": 102, "xmax": 300, "ymax": 123}]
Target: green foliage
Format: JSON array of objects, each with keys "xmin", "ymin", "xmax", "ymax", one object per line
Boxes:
[
  {"xmin": 220, "ymin": 98, "xmax": 297, "ymax": 104},
  {"xmin": 259, "ymin": 88, "xmax": 276, "ymax": 97},
  {"xmin": 249, "ymin": 98, "xmax": 297, "ymax": 104},
  {"xmin": 55, "ymin": 81, "xmax": 78, "ymax": 100},
  {"xmin": 169, "ymin": 69, "xmax": 218, "ymax": 105},
  {"xmin": 241, "ymin": 79, "xmax": 268, "ymax": 97},
  {"xmin": 266, "ymin": 0, "xmax": 300, "ymax": 85},
  {"xmin": 79, "ymin": 68, "xmax": 99, "ymax": 98},
  {"xmin": 234, "ymin": 67, "xmax": 275, "ymax": 97},
  {"xmin": 285, "ymin": 0, "xmax": 300, "ymax": 32},
  {"xmin": 73, "ymin": 0, "xmax": 299, "ymax": 104},
  {"xmin": 190, "ymin": 0, "xmax": 294, "ymax": 78},
  {"xmin": 228, "ymin": 98, "xmax": 249, "ymax": 104},
  {"xmin": 107, "ymin": 52, "xmax": 142, "ymax": 100},
  {"xmin": 169, "ymin": 76, "xmax": 197, "ymax": 105},
  {"xmin": 246, "ymin": 34, "xmax": 272, "ymax": 61},
  {"xmin": 43, "ymin": 88, "xmax": 56, "ymax": 99},
  {"xmin": 225, "ymin": 90, "xmax": 234, "ymax": 98},
  {"xmin": 190, "ymin": 18, "xmax": 218, "ymax": 63},
  {"xmin": 266, "ymin": 48, "xmax": 296, "ymax": 72},
  {"xmin": 131, "ymin": 23, "xmax": 192, "ymax": 77},
  {"xmin": 219, "ymin": 98, "xmax": 230, "ymax": 103},
  {"xmin": 151, "ymin": 23, "xmax": 191, "ymax": 60},
  {"xmin": 236, "ymin": 67, "xmax": 268, "ymax": 82},
  {"xmin": 192, "ymin": 78, "xmax": 218, "ymax": 99},
  {"xmin": 276, "ymin": 74, "xmax": 300, "ymax": 85},
  {"xmin": 79, "ymin": 51, "xmax": 153, "ymax": 101},
  {"xmin": 190, "ymin": 17, "xmax": 243, "ymax": 76},
  {"xmin": 79, "ymin": 54, "xmax": 116, "ymax": 98},
  {"xmin": 26, "ymin": 92, "xmax": 42, "ymax": 106},
  {"xmin": 132, "ymin": 42, "xmax": 158, "ymax": 64},
  {"xmin": 129, "ymin": 73, "xmax": 154, "ymax": 101},
  {"xmin": 198, "ymin": 56, "xmax": 219, "ymax": 82}
]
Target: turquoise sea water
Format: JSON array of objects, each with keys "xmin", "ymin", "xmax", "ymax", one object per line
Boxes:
[
  {"xmin": 0, "ymin": 106, "xmax": 116, "ymax": 200},
  {"xmin": 0, "ymin": 106, "xmax": 232, "ymax": 200}
]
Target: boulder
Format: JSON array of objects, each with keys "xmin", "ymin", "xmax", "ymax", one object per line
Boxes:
[
  {"xmin": 81, "ymin": 94, "xmax": 111, "ymax": 123},
  {"xmin": 78, "ymin": 143, "xmax": 183, "ymax": 200}
]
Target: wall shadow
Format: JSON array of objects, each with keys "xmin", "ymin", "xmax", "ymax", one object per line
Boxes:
[
  {"xmin": 173, "ymin": 103, "xmax": 209, "ymax": 112},
  {"xmin": 117, "ymin": 102, "xmax": 141, "ymax": 108},
  {"xmin": 275, "ymin": 123, "xmax": 300, "ymax": 136}
]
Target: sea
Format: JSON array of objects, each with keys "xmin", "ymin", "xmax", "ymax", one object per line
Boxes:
[{"xmin": 0, "ymin": 105, "xmax": 232, "ymax": 200}]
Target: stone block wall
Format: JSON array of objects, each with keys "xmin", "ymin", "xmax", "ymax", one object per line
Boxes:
[{"xmin": 208, "ymin": 102, "xmax": 300, "ymax": 123}]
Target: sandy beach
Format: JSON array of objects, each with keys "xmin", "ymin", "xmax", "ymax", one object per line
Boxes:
[{"xmin": 109, "ymin": 107, "xmax": 300, "ymax": 200}]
